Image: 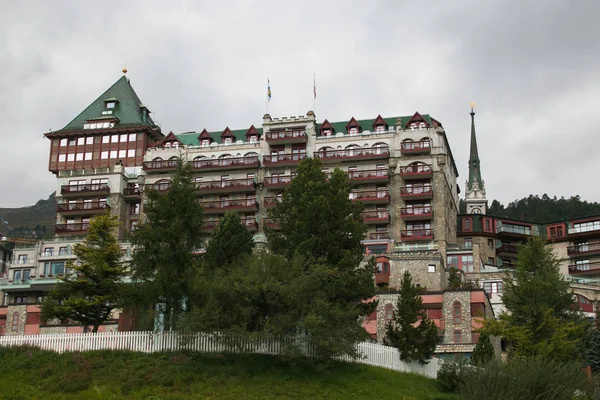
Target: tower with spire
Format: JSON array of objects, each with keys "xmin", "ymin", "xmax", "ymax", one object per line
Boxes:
[{"xmin": 465, "ymin": 103, "xmax": 487, "ymax": 214}]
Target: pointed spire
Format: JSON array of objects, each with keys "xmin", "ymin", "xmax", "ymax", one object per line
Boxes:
[{"xmin": 468, "ymin": 103, "xmax": 483, "ymax": 192}]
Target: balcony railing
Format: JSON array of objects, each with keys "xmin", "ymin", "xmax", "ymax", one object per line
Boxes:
[
  {"xmin": 264, "ymin": 196, "xmax": 282, "ymax": 208},
  {"xmin": 567, "ymin": 243, "xmax": 600, "ymax": 256},
  {"xmin": 146, "ymin": 182, "xmax": 172, "ymax": 192},
  {"xmin": 314, "ymin": 148, "xmax": 389, "ymax": 163},
  {"xmin": 60, "ymin": 184, "xmax": 109, "ymax": 196},
  {"xmin": 263, "ymin": 219, "xmax": 281, "ymax": 230},
  {"xmin": 400, "ymin": 140, "xmax": 431, "ymax": 154},
  {"xmin": 366, "ymin": 232, "xmax": 390, "ymax": 240},
  {"xmin": 351, "ymin": 191, "xmax": 390, "ymax": 204},
  {"xmin": 264, "ymin": 175, "xmax": 294, "ymax": 188},
  {"xmin": 400, "ymin": 229, "xmax": 433, "ymax": 241},
  {"xmin": 568, "ymin": 261, "xmax": 600, "ymax": 275},
  {"xmin": 400, "ymin": 207, "xmax": 433, "ymax": 221},
  {"xmin": 142, "ymin": 159, "xmax": 178, "ymax": 172},
  {"xmin": 55, "ymin": 223, "xmax": 90, "ymax": 234},
  {"xmin": 124, "ymin": 187, "xmax": 141, "ymax": 197},
  {"xmin": 496, "ymin": 225, "xmax": 532, "ymax": 236},
  {"xmin": 400, "ymin": 185, "xmax": 433, "ymax": 200},
  {"xmin": 200, "ymin": 198, "xmax": 258, "ymax": 214},
  {"xmin": 568, "ymin": 224, "xmax": 600, "ymax": 235},
  {"xmin": 195, "ymin": 178, "xmax": 256, "ymax": 194},
  {"xmin": 57, "ymin": 200, "xmax": 109, "ymax": 215},
  {"xmin": 203, "ymin": 217, "xmax": 258, "ymax": 232},
  {"xmin": 263, "ymin": 153, "xmax": 307, "ymax": 166},
  {"xmin": 265, "ymin": 130, "xmax": 307, "ymax": 143},
  {"xmin": 348, "ymin": 169, "xmax": 389, "ymax": 184},
  {"xmin": 398, "ymin": 165, "xmax": 432, "ymax": 179},
  {"xmin": 497, "ymin": 243, "xmax": 519, "ymax": 255},
  {"xmin": 189, "ymin": 156, "xmax": 260, "ymax": 171},
  {"xmin": 362, "ymin": 210, "xmax": 390, "ymax": 224}
]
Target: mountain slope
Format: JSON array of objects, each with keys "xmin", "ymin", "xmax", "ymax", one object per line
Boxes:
[{"xmin": 0, "ymin": 193, "xmax": 56, "ymax": 238}]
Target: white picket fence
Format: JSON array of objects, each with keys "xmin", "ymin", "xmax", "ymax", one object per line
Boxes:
[{"xmin": 0, "ymin": 331, "xmax": 441, "ymax": 378}]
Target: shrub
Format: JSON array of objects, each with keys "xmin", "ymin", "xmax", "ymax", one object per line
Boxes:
[{"xmin": 436, "ymin": 357, "xmax": 470, "ymax": 393}]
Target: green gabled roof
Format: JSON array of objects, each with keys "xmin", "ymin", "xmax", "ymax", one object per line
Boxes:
[
  {"xmin": 57, "ymin": 76, "xmax": 156, "ymax": 132},
  {"xmin": 315, "ymin": 114, "xmax": 434, "ymax": 133},
  {"xmin": 176, "ymin": 128, "xmax": 264, "ymax": 146}
]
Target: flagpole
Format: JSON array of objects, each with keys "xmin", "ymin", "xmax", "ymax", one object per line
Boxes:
[{"xmin": 313, "ymin": 73, "xmax": 316, "ymax": 115}]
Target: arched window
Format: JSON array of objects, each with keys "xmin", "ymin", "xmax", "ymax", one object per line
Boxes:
[
  {"xmin": 372, "ymin": 142, "xmax": 389, "ymax": 155},
  {"xmin": 11, "ymin": 312, "xmax": 19, "ymax": 331},
  {"xmin": 402, "ymin": 138, "xmax": 415, "ymax": 150},
  {"xmin": 219, "ymin": 153, "xmax": 233, "ymax": 159},
  {"xmin": 385, "ymin": 304, "xmax": 394, "ymax": 322},
  {"xmin": 317, "ymin": 146, "xmax": 334, "ymax": 158},
  {"xmin": 152, "ymin": 157, "xmax": 163, "ymax": 161},
  {"xmin": 345, "ymin": 144, "xmax": 360, "ymax": 156},
  {"xmin": 219, "ymin": 154, "xmax": 233, "ymax": 166},
  {"xmin": 453, "ymin": 302, "xmax": 462, "ymax": 325},
  {"xmin": 408, "ymin": 161, "xmax": 428, "ymax": 173},
  {"xmin": 576, "ymin": 294, "xmax": 593, "ymax": 313},
  {"xmin": 155, "ymin": 179, "xmax": 170, "ymax": 191},
  {"xmin": 169, "ymin": 156, "xmax": 178, "ymax": 160},
  {"xmin": 164, "ymin": 142, "xmax": 171, "ymax": 148},
  {"xmin": 244, "ymin": 152, "xmax": 259, "ymax": 160}
]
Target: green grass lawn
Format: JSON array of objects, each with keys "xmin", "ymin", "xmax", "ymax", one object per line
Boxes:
[{"xmin": 0, "ymin": 346, "xmax": 459, "ymax": 400}]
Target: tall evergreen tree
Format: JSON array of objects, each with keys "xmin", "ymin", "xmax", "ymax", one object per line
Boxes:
[
  {"xmin": 483, "ymin": 236, "xmax": 589, "ymax": 361},
  {"xmin": 386, "ymin": 271, "xmax": 439, "ymax": 364},
  {"xmin": 471, "ymin": 333, "xmax": 495, "ymax": 366},
  {"xmin": 41, "ymin": 213, "xmax": 126, "ymax": 332},
  {"xmin": 129, "ymin": 159, "xmax": 204, "ymax": 331},
  {"xmin": 203, "ymin": 211, "xmax": 254, "ymax": 268}
]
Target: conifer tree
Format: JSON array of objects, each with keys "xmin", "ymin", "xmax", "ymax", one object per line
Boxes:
[
  {"xmin": 447, "ymin": 267, "xmax": 462, "ymax": 290},
  {"xmin": 203, "ymin": 211, "xmax": 254, "ymax": 268},
  {"xmin": 471, "ymin": 332, "xmax": 495, "ymax": 366},
  {"xmin": 386, "ymin": 271, "xmax": 439, "ymax": 364},
  {"xmin": 129, "ymin": 159, "xmax": 204, "ymax": 331},
  {"xmin": 41, "ymin": 213, "xmax": 126, "ymax": 332}
]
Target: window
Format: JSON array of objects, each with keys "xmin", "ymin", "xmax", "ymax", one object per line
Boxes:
[
  {"xmin": 102, "ymin": 135, "xmax": 110, "ymax": 144},
  {"xmin": 75, "ymin": 153, "xmax": 83, "ymax": 161},
  {"xmin": 223, "ymin": 137, "xmax": 232, "ymax": 145},
  {"xmin": 549, "ymin": 225, "xmax": 564, "ymax": 238},
  {"xmin": 11, "ymin": 312, "xmax": 19, "ymax": 331},
  {"xmin": 453, "ymin": 302, "xmax": 462, "ymax": 324},
  {"xmin": 43, "ymin": 248, "xmax": 53, "ymax": 256},
  {"xmin": 13, "ymin": 269, "xmax": 31, "ymax": 282},
  {"xmin": 461, "ymin": 255, "xmax": 474, "ymax": 273},
  {"xmin": 85, "ymin": 136, "xmax": 93, "ymax": 145},
  {"xmin": 44, "ymin": 262, "xmax": 65, "ymax": 276},
  {"xmin": 118, "ymin": 149, "xmax": 126, "ymax": 159},
  {"xmin": 446, "ymin": 255, "xmax": 458, "ymax": 270},
  {"xmin": 463, "ymin": 218, "xmax": 472, "ymax": 231},
  {"xmin": 201, "ymin": 139, "xmax": 210, "ymax": 147},
  {"xmin": 487, "ymin": 257, "xmax": 495, "ymax": 265},
  {"xmin": 322, "ymin": 129, "xmax": 332, "ymax": 136},
  {"xmin": 69, "ymin": 138, "xmax": 76, "ymax": 146},
  {"xmin": 111, "ymin": 134, "xmax": 119, "ymax": 143},
  {"xmin": 110, "ymin": 150, "xmax": 117, "ymax": 159},
  {"xmin": 101, "ymin": 151, "xmax": 109, "ymax": 159},
  {"xmin": 349, "ymin": 127, "xmax": 358, "ymax": 135},
  {"xmin": 58, "ymin": 154, "xmax": 66, "ymax": 162},
  {"xmin": 385, "ymin": 304, "xmax": 394, "ymax": 322},
  {"xmin": 106, "ymin": 101, "xmax": 116, "ymax": 109},
  {"xmin": 58, "ymin": 247, "xmax": 68, "ymax": 255},
  {"xmin": 67, "ymin": 153, "xmax": 75, "ymax": 161},
  {"xmin": 428, "ymin": 264, "xmax": 436, "ymax": 273},
  {"xmin": 483, "ymin": 281, "xmax": 503, "ymax": 295},
  {"xmin": 77, "ymin": 137, "xmax": 85, "ymax": 146},
  {"xmin": 487, "ymin": 239, "xmax": 494, "ymax": 250},
  {"xmin": 484, "ymin": 219, "xmax": 492, "ymax": 232},
  {"xmin": 130, "ymin": 221, "xmax": 138, "ymax": 232},
  {"xmin": 464, "ymin": 238, "xmax": 472, "ymax": 249},
  {"xmin": 60, "ymin": 138, "xmax": 67, "ymax": 146},
  {"xmin": 128, "ymin": 133, "xmax": 137, "ymax": 142},
  {"xmin": 17, "ymin": 254, "xmax": 27, "ymax": 264},
  {"xmin": 129, "ymin": 203, "xmax": 140, "ymax": 215},
  {"xmin": 120, "ymin": 134, "xmax": 128, "ymax": 143},
  {"xmin": 84, "ymin": 152, "xmax": 92, "ymax": 161},
  {"xmin": 454, "ymin": 330, "xmax": 462, "ymax": 344}
]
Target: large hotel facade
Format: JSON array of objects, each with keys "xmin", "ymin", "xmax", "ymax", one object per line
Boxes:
[{"xmin": 1, "ymin": 74, "xmax": 596, "ymax": 356}]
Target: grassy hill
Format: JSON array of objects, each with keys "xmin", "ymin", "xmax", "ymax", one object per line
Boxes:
[
  {"xmin": 0, "ymin": 193, "xmax": 56, "ymax": 238},
  {"xmin": 0, "ymin": 347, "xmax": 458, "ymax": 400}
]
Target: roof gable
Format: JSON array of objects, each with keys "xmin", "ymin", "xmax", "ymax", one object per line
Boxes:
[
  {"xmin": 58, "ymin": 76, "xmax": 156, "ymax": 132},
  {"xmin": 372, "ymin": 114, "xmax": 388, "ymax": 128},
  {"xmin": 162, "ymin": 131, "xmax": 181, "ymax": 144},
  {"xmin": 405, "ymin": 112, "xmax": 430, "ymax": 128},
  {"xmin": 345, "ymin": 117, "xmax": 360, "ymax": 130},
  {"xmin": 319, "ymin": 119, "xmax": 334, "ymax": 133},
  {"xmin": 221, "ymin": 127, "xmax": 234, "ymax": 138},
  {"xmin": 246, "ymin": 125, "xmax": 259, "ymax": 137}
]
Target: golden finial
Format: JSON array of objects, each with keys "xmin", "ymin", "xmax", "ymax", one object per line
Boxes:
[
  {"xmin": 470, "ymin": 102, "xmax": 476, "ymax": 115},
  {"xmin": 122, "ymin": 63, "xmax": 128, "ymax": 75},
  {"xmin": 470, "ymin": 102, "xmax": 476, "ymax": 109}
]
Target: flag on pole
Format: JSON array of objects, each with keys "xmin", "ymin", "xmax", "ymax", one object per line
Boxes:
[
  {"xmin": 267, "ymin": 78, "xmax": 271, "ymax": 100},
  {"xmin": 313, "ymin": 73, "xmax": 316, "ymax": 100}
]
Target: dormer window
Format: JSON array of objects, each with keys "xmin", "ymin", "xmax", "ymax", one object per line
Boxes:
[
  {"xmin": 349, "ymin": 127, "xmax": 358, "ymax": 135},
  {"xmin": 201, "ymin": 139, "xmax": 210, "ymax": 147},
  {"xmin": 223, "ymin": 137, "xmax": 232, "ymax": 145},
  {"xmin": 323, "ymin": 129, "xmax": 332, "ymax": 136},
  {"xmin": 106, "ymin": 102, "xmax": 116, "ymax": 109},
  {"xmin": 102, "ymin": 110, "xmax": 113, "ymax": 115},
  {"xmin": 375, "ymin": 125, "xmax": 385, "ymax": 133},
  {"xmin": 249, "ymin": 135, "xmax": 258, "ymax": 143}
]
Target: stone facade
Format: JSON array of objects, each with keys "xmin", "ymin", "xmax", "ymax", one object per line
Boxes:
[
  {"xmin": 442, "ymin": 291, "xmax": 472, "ymax": 344},
  {"xmin": 4, "ymin": 304, "xmax": 27, "ymax": 336},
  {"xmin": 389, "ymin": 253, "xmax": 444, "ymax": 292}
]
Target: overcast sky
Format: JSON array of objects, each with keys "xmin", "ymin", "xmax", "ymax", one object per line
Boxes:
[{"xmin": 1, "ymin": 0, "xmax": 600, "ymax": 208}]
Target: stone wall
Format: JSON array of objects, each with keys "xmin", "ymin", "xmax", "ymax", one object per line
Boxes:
[
  {"xmin": 4, "ymin": 304, "xmax": 27, "ymax": 335},
  {"xmin": 389, "ymin": 253, "xmax": 444, "ymax": 291},
  {"xmin": 441, "ymin": 291, "xmax": 472, "ymax": 344}
]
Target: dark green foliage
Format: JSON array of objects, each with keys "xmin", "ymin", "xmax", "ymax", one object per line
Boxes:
[
  {"xmin": 203, "ymin": 211, "xmax": 254, "ymax": 268},
  {"xmin": 437, "ymin": 357, "xmax": 470, "ymax": 393},
  {"xmin": 386, "ymin": 271, "xmax": 439, "ymax": 364},
  {"xmin": 584, "ymin": 328, "xmax": 600, "ymax": 373},
  {"xmin": 459, "ymin": 357, "xmax": 592, "ymax": 400},
  {"xmin": 447, "ymin": 267, "xmax": 462, "ymax": 290},
  {"xmin": 488, "ymin": 194, "xmax": 600, "ymax": 223},
  {"xmin": 41, "ymin": 213, "xmax": 127, "ymax": 332},
  {"xmin": 129, "ymin": 159, "xmax": 204, "ymax": 331},
  {"xmin": 471, "ymin": 333, "xmax": 495, "ymax": 366},
  {"xmin": 482, "ymin": 236, "xmax": 589, "ymax": 361}
]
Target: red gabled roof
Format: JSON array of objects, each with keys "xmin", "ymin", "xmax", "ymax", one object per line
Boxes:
[
  {"xmin": 405, "ymin": 112, "xmax": 430, "ymax": 128},
  {"xmin": 246, "ymin": 125, "xmax": 259, "ymax": 137},
  {"xmin": 320, "ymin": 119, "xmax": 334, "ymax": 134},
  {"xmin": 161, "ymin": 131, "xmax": 181, "ymax": 144},
  {"xmin": 372, "ymin": 114, "xmax": 388, "ymax": 128},
  {"xmin": 345, "ymin": 117, "xmax": 360, "ymax": 130},
  {"xmin": 221, "ymin": 127, "xmax": 234, "ymax": 138},
  {"xmin": 197, "ymin": 129, "xmax": 212, "ymax": 141}
]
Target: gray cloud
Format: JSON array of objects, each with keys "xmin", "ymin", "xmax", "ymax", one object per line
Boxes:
[{"xmin": 1, "ymin": 0, "xmax": 600, "ymax": 207}]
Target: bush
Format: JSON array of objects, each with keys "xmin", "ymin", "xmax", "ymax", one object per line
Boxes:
[
  {"xmin": 460, "ymin": 357, "xmax": 592, "ymax": 400},
  {"xmin": 436, "ymin": 357, "xmax": 470, "ymax": 393}
]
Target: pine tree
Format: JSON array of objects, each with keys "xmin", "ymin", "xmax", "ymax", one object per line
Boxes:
[
  {"xmin": 471, "ymin": 333, "xmax": 495, "ymax": 366},
  {"xmin": 447, "ymin": 267, "xmax": 462, "ymax": 289},
  {"xmin": 41, "ymin": 213, "xmax": 127, "ymax": 332},
  {"xmin": 129, "ymin": 159, "xmax": 204, "ymax": 331},
  {"xmin": 386, "ymin": 271, "xmax": 439, "ymax": 364},
  {"xmin": 203, "ymin": 211, "xmax": 254, "ymax": 268}
]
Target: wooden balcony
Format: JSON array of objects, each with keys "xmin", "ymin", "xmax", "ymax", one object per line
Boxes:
[
  {"xmin": 348, "ymin": 169, "xmax": 389, "ymax": 184},
  {"xmin": 203, "ymin": 217, "xmax": 258, "ymax": 232},
  {"xmin": 366, "ymin": 232, "xmax": 390, "ymax": 241},
  {"xmin": 314, "ymin": 148, "xmax": 389, "ymax": 164},
  {"xmin": 375, "ymin": 271, "xmax": 390, "ymax": 285},
  {"xmin": 400, "ymin": 207, "xmax": 433, "ymax": 221},
  {"xmin": 263, "ymin": 196, "xmax": 281, "ymax": 208},
  {"xmin": 263, "ymin": 153, "xmax": 307, "ymax": 167},
  {"xmin": 400, "ymin": 229, "xmax": 433, "ymax": 242},
  {"xmin": 195, "ymin": 178, "xmax": 256, "ymax": 194},
  {"xmin": 264, "ymin": 175, "xmax": 294, "ymax": 189},
  {"xmin": 497, "ymin": 243, "xmax": 519, "ymax": 257},
  {"xmin": 351, "ymin": 191, "xmax": 390, "ymax": 205},
  {"xmin": 60, "ymin": 183, "xmax": 109, "ymax": 197},
  {"xmin": 400, "ymin": 140, "xmax": 431, "ymax": 155},
  {"xmin": 146, "ymin": 182, "xmax": 172, "ymax": 192},
  {"xmin": 400, "ymin": 185, "xmax": 433, "ymax": 200},
  {"xmin": 123, "ymin": 187, "xmax": 141, "ymax": 202},
  {"xmin": 263, "ymin": 219, "xmax": 281, "ymax": 231},
  {"xmin": 200, "ymin": 198, "xmax": 258, "ymax": 214},
  {"xmin": 568, "ymin": 261, "xmax": 600, "ymax": 276},
  {"xmin": 567, "ymin": 243, "xmax": 600, "ymax": 257},
  {"xmin": 142, "ymin": 159, "xmax": 178, "ymax": 173},
  {"xmin": 56, "ymin": 200, "xmax": 109, "ymax": 216},
  {"xmin": 265, "ymin": 130, "xmax": 307, "ymax": 144},
  {"xmin": 399, "ymin": 165, "xmax": 432, "ymax": 180},
  {"xmin": 55, "ymin": 223, "xmax": 90, "ymax": 235},
  {"xmin": 189, "ymin": 156, "xmax": 260, "ymax": 172},
  {"xmin": 362, "ymin": 210, "xmax": 390, "ymax": 225}
]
